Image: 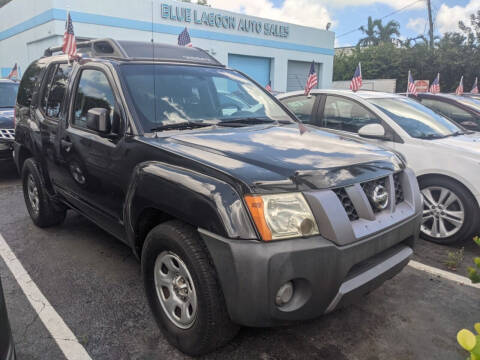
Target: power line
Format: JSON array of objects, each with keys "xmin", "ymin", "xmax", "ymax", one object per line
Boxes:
[{"xmin": 336, "ymin": 0, "xmax": 425, "ymax": 39}]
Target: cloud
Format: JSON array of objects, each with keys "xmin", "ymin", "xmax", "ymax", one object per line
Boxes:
[
  {"xmin": 406, "ymin": 17, "xmax": 427, "ymax": 34},
  {"xmin": 320, "ymin": 0, "xmax": 424, "ymax": 10},
  {"xmin": 208, "ymin": 0, "xmax": 334, "ymax": 29},
  {"xmin": 436, "ymin": 0, "xmax": 480, "ymax": 34},
  {"xmin": 207, "ymin": 0, "xmax": 425, "ymax": 31}
]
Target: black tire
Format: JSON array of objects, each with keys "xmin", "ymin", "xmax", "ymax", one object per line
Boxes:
[
  {"xmin": 419, "ymin": 176, "xmax": 479, "ymax": 244},
  {"xmin": 141, "ymin": 220, "xmax": 239, "ymax": 356},
  {"xmin": 21, "ymin": 158, "xmax": 66, "ymax": 227}
]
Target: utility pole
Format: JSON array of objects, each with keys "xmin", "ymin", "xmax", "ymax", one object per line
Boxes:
[{"xmin": 426, "ymin": 0, "xmax": 434, "ymax": 49}]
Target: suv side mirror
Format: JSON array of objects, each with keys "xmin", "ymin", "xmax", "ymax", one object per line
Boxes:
[
  {"xmin": 358, "ymin": 123, "xmax": 387, "ymax": 140},
  {"xmin": 87, "ymin": 108, "xmax": 111, "ymax": 134}
]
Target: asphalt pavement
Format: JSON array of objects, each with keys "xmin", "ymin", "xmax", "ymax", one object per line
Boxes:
[{"xmin": 0, "ymin": 161, "xmax": 478, "ymax": 360}]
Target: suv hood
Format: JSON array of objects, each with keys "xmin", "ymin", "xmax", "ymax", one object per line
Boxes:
[
  {"xmin": 0, "ymin": 108, "xmax": 14, "ymax": 129},
  {"xmin": 147, "ymin": 124, "xmax": 403, "ymax": 192}
]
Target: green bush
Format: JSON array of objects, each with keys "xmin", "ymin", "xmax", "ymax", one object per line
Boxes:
[{"xmin": 467, "ymin": 237, "xmax": 480, "ymax": 284}]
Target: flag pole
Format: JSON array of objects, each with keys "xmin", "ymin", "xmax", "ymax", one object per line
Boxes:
[{"xmin": 406, "ymin": 70, "xmax": 410, "ymax": 97}]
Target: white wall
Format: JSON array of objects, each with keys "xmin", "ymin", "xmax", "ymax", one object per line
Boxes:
[{"xmin": 0, "ymin": 0, "xmax": 334, "ymax": 90}]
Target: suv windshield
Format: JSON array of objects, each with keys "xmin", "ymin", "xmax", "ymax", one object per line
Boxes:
[
  {"xmin": 0, "ymin": 82, "xmax": 19, "ymax": 108},
  {"xmin": 120, "ymin": 64, "xmax": 293, "ymax": 131},
  {"xmin": 368, "ymin": 97, "xmax": 462, "ymax": 139}
]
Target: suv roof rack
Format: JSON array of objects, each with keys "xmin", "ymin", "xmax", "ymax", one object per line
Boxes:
[{"xmin": 43, "ymin": 38, "xmax": 224, "ymax": 67}]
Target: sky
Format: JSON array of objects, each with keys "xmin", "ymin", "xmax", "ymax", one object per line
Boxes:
[{"xmin": 207, "ymin": 0, "xmax": 480, "ymax": 47}]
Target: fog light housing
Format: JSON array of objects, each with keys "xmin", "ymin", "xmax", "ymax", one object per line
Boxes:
[{"xmin": 275, "ymin": 281, "xmax": 294, "ymax": 306}]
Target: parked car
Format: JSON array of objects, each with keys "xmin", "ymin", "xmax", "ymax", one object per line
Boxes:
[
  {"xmin": 0, "ymin": 79, "xmax": 19, "ymax": 162},
  {"xmin": 463, "ymin": 92, "xmax": 480, "ymax": 100},
  {"xmin": 14, "ymin": 39, "xmax": 422, "ymax": 355},
  {"xmin": 0, "ymin": 275, "xmax": 16, "ymax": 360},
  {"xmin": 278, "ymin": 90, "xmax": 480, "ymax": 244},
  {"xmin": 403, "ymin": 93, "xmax": 480, "ymax": 132}
]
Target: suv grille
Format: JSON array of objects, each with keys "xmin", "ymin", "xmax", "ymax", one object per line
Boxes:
[
  {"xmin": 0, "ymin": 129, "xmax": 14, "ymax": 140},
  {"xmin": 333, "ymin": 188, "xmax": 359, "ymax": 221},
  {"xmin": 393, "ymin": 173, "xmax": 404, "ymax": 204},
  {"xmin": 361, "ymin": 176, "xmax": 388, "ymax": 213},
  {"xmin": 334, "ymin": 172, "xmax": 405, "ymax": 221}
]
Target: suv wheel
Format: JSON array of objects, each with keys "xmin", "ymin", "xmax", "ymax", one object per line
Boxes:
[
  {"xmin": 419, "ymin": 176, "xmax": 478, "ymax": 244},
  {"xmin": 141, "ymin": 220, "xmax": 239, "ymax": 356},
  {"xmin": 21, "ymin": 158, "xmax": 66, "ymax": 227}
]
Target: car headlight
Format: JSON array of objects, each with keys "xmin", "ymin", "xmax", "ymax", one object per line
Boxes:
[{"xmin": 245, "ymin": 193, "xmax": 319, "ymax": 241}]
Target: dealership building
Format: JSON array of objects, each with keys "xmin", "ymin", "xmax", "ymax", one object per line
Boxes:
[{"xmin": 0, "ymin": 0, "xmax": 334, "ymax": 92}]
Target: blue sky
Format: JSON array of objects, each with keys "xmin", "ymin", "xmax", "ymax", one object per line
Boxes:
[{"xmin": 209, "ymin": 0, "xmax": 479, "ymax": 47}]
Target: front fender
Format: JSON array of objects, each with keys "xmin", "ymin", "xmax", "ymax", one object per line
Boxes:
[{"xmin": 124, "ymin": 161, "xmax": 257, "ymax": 249}]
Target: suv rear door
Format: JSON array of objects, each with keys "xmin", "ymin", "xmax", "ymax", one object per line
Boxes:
[
  {"xmin": 50, "ymin": 63, "xmax": 128, "ymax": 240},
  {"xmin": 36, "ymin": 62, "xmax": 72, "ymax": 182}
]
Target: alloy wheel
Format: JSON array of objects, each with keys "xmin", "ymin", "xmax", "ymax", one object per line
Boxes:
[
  {"xmin": 421, "ymin": 186, "xmax": 465, "ymax": 238},
  {"xmin": 27, "ymin": 173, "xmax": 40, "ymax": 215},
  {"xmin": 154, "ymin": 251, "xmax": 197, "ymax": 329}
]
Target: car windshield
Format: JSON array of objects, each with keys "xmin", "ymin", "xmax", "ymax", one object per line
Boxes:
[
  {"xmin": 119, "ymin": 64, "xmax": 294, "ymax": 131},
  {"xmin": 0, "ymin": 82, "xmax": 19, "ymax": 108},
  {"xmin": 368, "ymin": 97, "xmax": 462, "ymax": 139}
]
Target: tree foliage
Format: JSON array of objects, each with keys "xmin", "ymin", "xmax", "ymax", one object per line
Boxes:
[
  {"xmin": 358, "ymin": 17, "xmax": 400, "ymax": 47},
  {"xmin": 335, "ymin": 13, "xmax": 480, "ymax": 93}
]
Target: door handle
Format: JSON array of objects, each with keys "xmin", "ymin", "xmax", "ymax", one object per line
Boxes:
[{"xmin": 61, "ymin": 139, "xmax": 72, "ymax": 153}]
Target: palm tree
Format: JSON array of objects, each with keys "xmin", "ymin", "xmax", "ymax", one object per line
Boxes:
[
  {"xmin": 358, "ymin": 17, "xmax": 380, "ymax": 47},
  {"xmin": 358, "ymin": 17, "xmax": 401, "ymax": 47},
  {"xmin": 376, "ymin": 20, "xmax": 401, "ymax": 43}
]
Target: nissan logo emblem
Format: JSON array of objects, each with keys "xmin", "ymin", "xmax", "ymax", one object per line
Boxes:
[{"xmin": 372, "ymin": 184, "xmax": 389, "ymax": 210}]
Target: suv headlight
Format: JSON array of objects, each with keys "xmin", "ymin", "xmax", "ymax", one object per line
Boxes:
[{"xmin": 245, "ymin": 193, "xmax": 319, "ymax": 241}]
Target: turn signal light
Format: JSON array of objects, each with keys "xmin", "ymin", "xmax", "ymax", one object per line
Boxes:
[{"xmin": 244, "ymin": 195, "xmax": 272, "ymax": 241}]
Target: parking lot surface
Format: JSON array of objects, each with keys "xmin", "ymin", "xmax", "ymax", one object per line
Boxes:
[{"xmin": 0, "ymin": 162, "xmax": 478, "ymax": 360}]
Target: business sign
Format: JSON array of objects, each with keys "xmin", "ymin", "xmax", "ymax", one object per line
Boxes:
[
  {"xmin": 415, "ymin": 80, "xmax": 430, "ymax": 93},
  {"xmin": 160, "ymin": 3, "xmax": 289, "ymax": 38}
]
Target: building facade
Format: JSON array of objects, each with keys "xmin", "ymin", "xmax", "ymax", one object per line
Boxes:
[{"xmin": 0, "ymin": 0, "xmax": 334, "ymax": 92}]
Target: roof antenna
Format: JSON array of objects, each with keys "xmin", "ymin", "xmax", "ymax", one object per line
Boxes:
[{"xmin": 151, "ymin": 0, "xmax": 158, "ymax": 138}]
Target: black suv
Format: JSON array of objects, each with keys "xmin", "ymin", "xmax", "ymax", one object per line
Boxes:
[
  {"xmin": 0, "ymin": 79, "xmax": 19, "ymax": 162},
  {"xmin": 14, "ymin": 39, "xmax": 422, "ymax": 356}
]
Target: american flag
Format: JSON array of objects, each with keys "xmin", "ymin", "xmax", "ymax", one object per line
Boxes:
[
  {"xmin": 471, "ymin": 77, "xmax": 479, "ymax": 94},
  {"xmin": 178, "ymin": 27, "xmax": 192, "ymax": 47},
  {"xmin": 455, "ymin": 76, "xmax": 464, "ymax": 96},
  {"xmin": 62, "ymin": 12, "xmax": 77, "ymax": 58},
  {"xmin": 7, "ymin": 63, "xmax": 18, "ymax": 80},
  {"xmin": 407, "ymin": 70, "xmax": 418, "ymax": 96},
  {"xmin": 265, "ymin": 80, "xmax": 272, "ymax": 92},
  {"xmin": 349, "ymin": 63, "xmax": 362, "ymax": 92},
  {"xmin": 429, "ymin": 73, "xmax": 440, "ymax": 94},
  {"xmin": 304, "ymin": 61, "xmax": 318, "ymax": 95}
]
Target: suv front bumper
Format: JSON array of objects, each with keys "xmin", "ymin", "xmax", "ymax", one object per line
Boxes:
[{"xmin": 199, "ymin": 211, "xmax": 421, "ymax": 327}]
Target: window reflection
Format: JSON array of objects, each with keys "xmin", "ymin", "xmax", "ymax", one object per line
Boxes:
[
  {"xmin": 120, "ymin": 64, "xmax": 292, "ymax": 131},
  {"xmin": 368, "ymin": 97, "xmax": 460, "ymax": 139}
]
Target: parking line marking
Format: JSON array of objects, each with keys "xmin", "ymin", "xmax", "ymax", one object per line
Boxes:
[
  {"xmin": 408, "ymin": 260, "xmax": 480, "ymax": 289},
  {"xmin": 0, "ymin": 234, "xmax": 93, "ymax": 360}
]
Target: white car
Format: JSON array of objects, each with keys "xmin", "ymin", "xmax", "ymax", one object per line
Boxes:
[{"xmin": 278, "ymin": 89, "xmax": 480, "ymax": 244}]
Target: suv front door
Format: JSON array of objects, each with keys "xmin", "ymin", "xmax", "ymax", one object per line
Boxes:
[{"xmin": 53, "ymin": 64, "xmax": 127, "ymax": 239}]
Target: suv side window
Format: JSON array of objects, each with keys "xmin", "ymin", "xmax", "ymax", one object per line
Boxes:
[
  {"xmin": 421, "ymin": 98, "xmax": 475, "ymax": 124},
  {"xmin": 322, "ymin": 95, "xmax": 380, "ymax": 132},
  {"xmin": 72, "ymin": 69, "xmax": 116, "ymax": 129},
  {"xmin": 17, "ymin": 61, "xmax": 45, "ymax": 108},
  {"xmin": 281, "ymin": 95, "xmax": 316, "ymax": 123},
  {"xmin": 42, "ymin": 64, "xmax": 72, "ymax": 118}
]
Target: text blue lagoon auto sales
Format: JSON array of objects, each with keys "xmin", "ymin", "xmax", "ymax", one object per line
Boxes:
[{"xmin": 160, "ymin": 3, "xmax": 290, "ymax": 38}]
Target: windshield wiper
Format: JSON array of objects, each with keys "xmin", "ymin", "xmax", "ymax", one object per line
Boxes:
[
  {"xmin": 217, "ymin": 117, "xmax": 290, "ymax": 127},
  {"xmin": 150, "ymin": 122, "xmax": 213, "ymax": 132},
  {"xmin": 416, "ymin": 133, "xmax": 448, "ymax": 140},
  {"xmin": 445, "ymin": 131, "xmax": 465, "ymax": 137}
]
